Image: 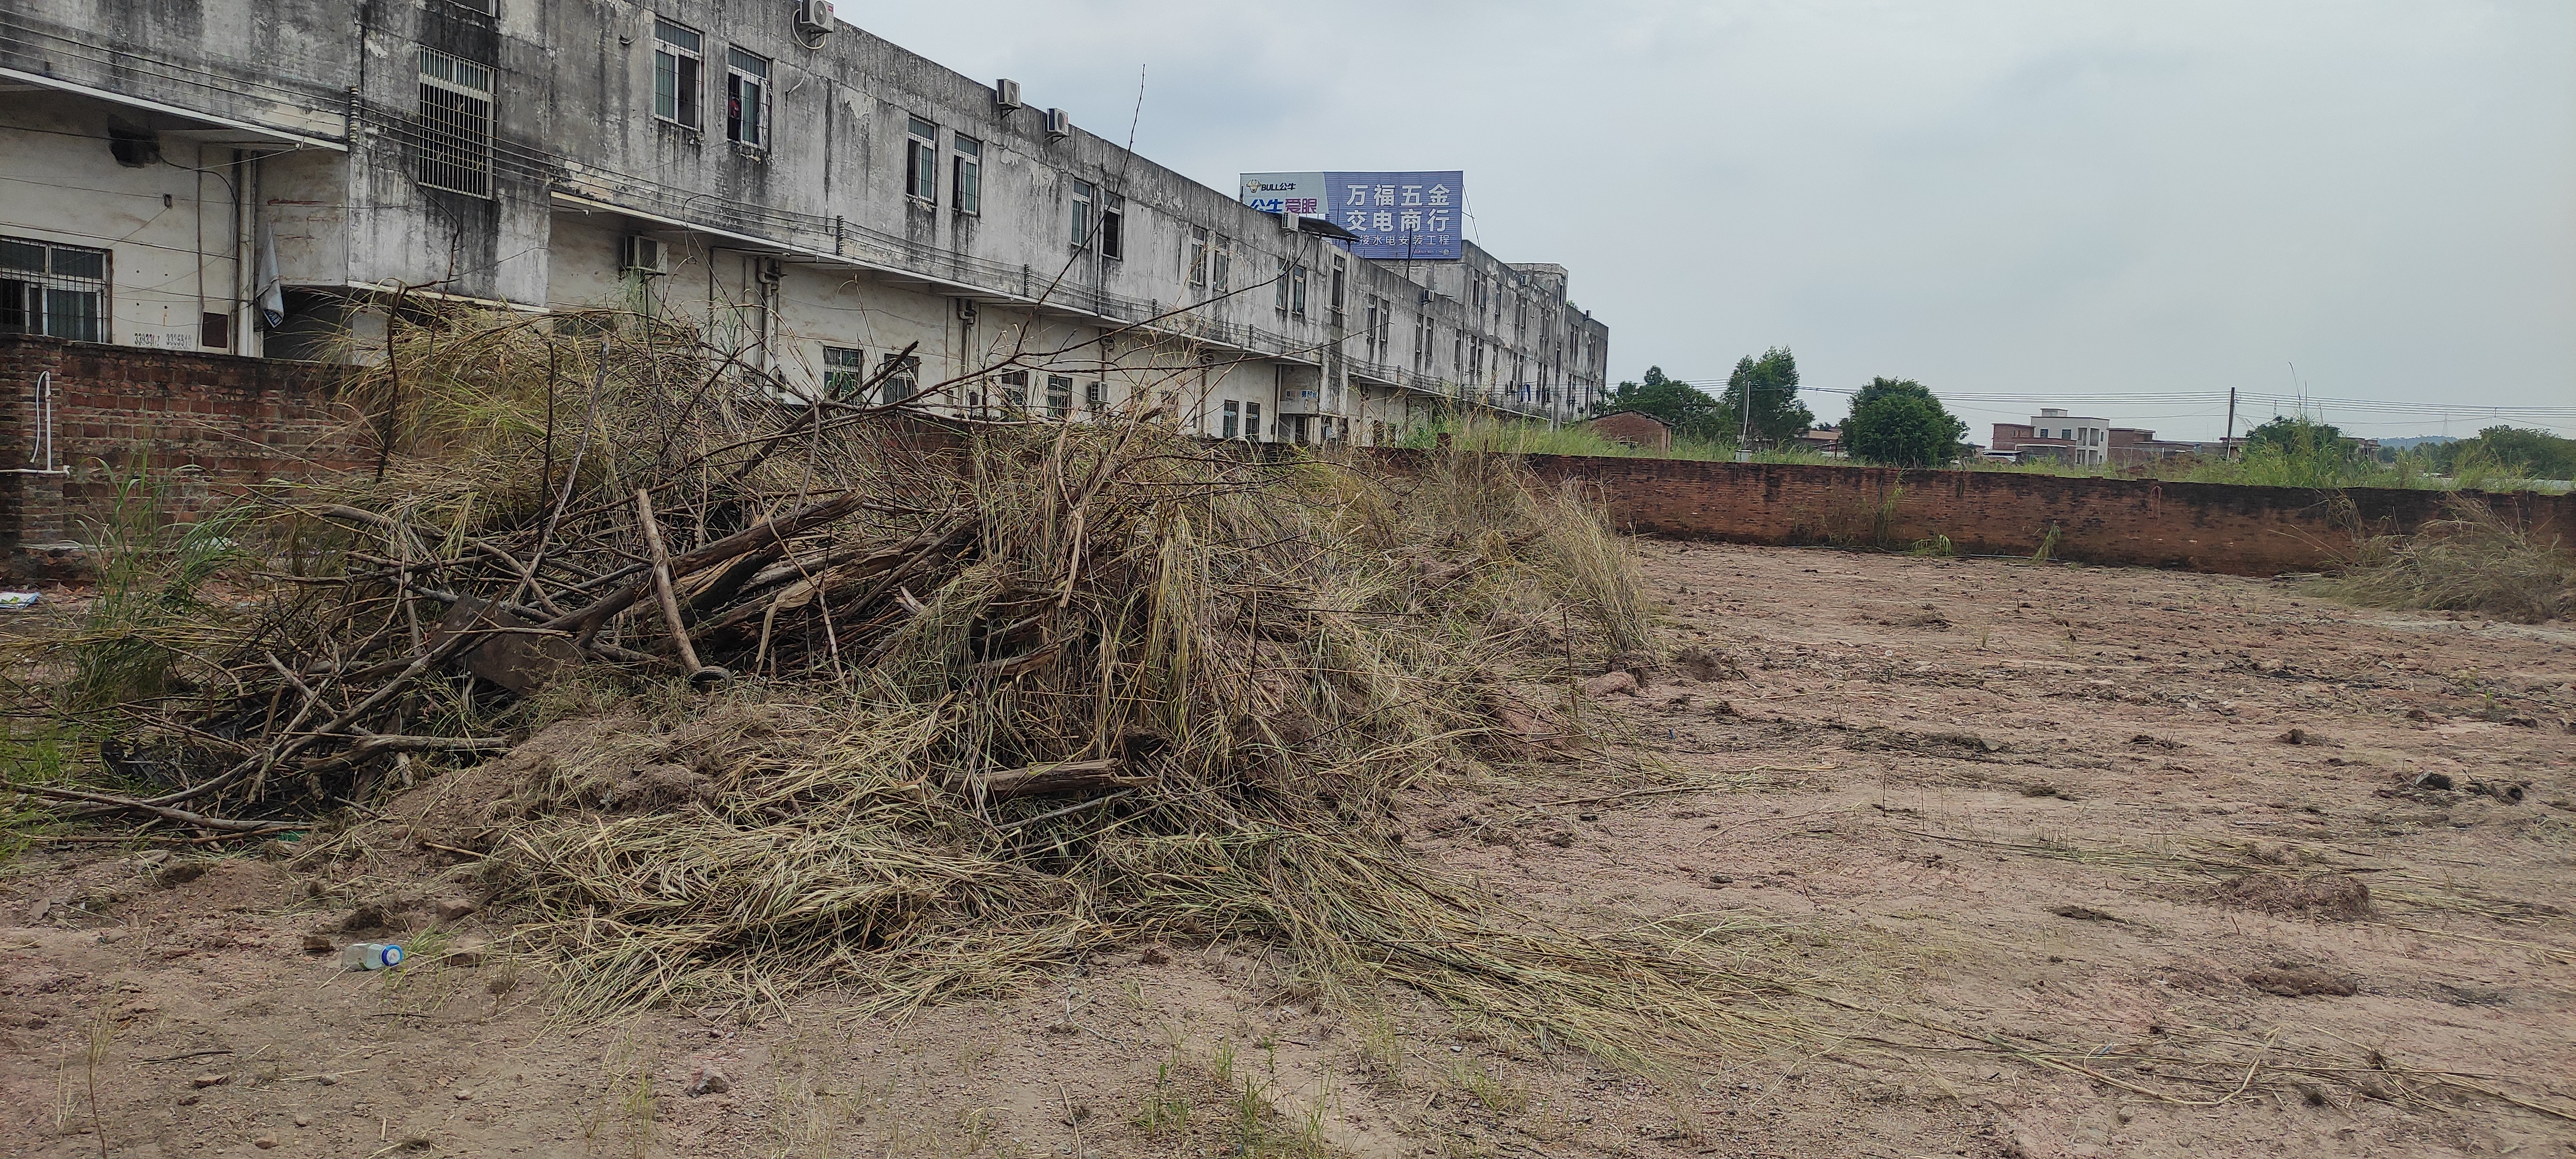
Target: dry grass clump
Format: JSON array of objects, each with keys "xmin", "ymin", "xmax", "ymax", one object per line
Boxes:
[
  {"xmin": 2212, "ymin": 871, "xmax": 2372, "ymax": 920},
  {"xmin": 15, "ymin": 309, "xmax": 1803, "ymax": 1065},
  {"xmin": 2327, "ymin": 496, "xmax": 2572, "ymax": 623}
]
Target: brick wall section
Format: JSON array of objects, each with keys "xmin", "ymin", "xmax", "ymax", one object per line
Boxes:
[
  {"xmin": 0, "ymin": 335, "xmax": 368, "ymax": 578},
  {"xmin": 1507, "ymin": 455, "xmax": 2575, "ymax": 575},
  {"xmin": 1584, "ymin": 412, "xmax": 1671, "ymax": 452}
]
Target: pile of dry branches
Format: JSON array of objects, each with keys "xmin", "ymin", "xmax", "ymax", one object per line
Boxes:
[{"xmin": 18, "ymin": 309, "xmax": 1788, "ymax": 1058}]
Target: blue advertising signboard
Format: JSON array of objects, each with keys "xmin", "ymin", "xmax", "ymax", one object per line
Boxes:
[{"xmin": 1240, "ymin": 170, "xmax": 1465, "ymax": 261}]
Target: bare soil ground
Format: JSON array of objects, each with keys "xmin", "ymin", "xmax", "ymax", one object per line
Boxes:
[{"xmin": 6, "ymin": 542, "xmax": 2572, "ymax": 1158}]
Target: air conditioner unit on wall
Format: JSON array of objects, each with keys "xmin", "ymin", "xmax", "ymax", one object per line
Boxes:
[
  {"xmin": 996, "ymin": 79, "xmax": 1022, "ymax": 112},
  {"xmin": 1044, "ymin": 108, "xmax": 1072, "ymax": 141},
  {"xmin": 622, "ymin": 235, "xmax": 668, "ymax": 275},
  {"xmin": 794, "ymin": 0, "xmax": 835, "ymax": 36}
]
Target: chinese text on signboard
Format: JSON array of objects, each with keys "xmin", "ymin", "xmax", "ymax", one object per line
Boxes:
[{"xmin": 1240, "ymin": 171, "xmax": 1465, "ymax": 261}]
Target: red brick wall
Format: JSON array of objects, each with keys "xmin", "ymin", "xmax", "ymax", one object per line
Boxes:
[
  {"xmin": 1585, "ymin": 412, "xmax": 1671, "ymax": 452},
  {"xmin": 0, "ymin": 335, "xmax": 367, "ymax": 578},
  {"xmin": 1486, "ymin": 453, "xmax": 2572, "ymax": 576}
]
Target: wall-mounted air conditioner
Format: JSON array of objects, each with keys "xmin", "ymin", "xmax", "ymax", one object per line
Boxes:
[
  {"xmin": 996, "ymin": 79, "xmax": 1022, "ymax": 112},
  {"xmin": 794, "ymin": 0, "xmax": 835, "ymax": 37},
  {"xmin": 622, "ymin": 235, "xmax": 669, "ymax": 275},
  {"xmin": 1044, "ymin": 108, "xmax": 1071, "ymax": 141}
]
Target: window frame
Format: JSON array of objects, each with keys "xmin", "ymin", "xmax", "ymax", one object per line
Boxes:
[
  {"xmin": 1045, "ymin": 374, "xmax": 1074, "ymax": 419},
  {"xmin": 1099, "ymin": 193, "xmax": 1124, "ymax": 260},
  {"xmin": 414, "ymin": 48, "xmax": 495, "ymax": 198},
  {"xmin": 821, "ymin": 345, "xmax": 865, "ymax": 400},
  {"xmin": 1244, "ymin": 401, "xmax": 1262, "ymax": 442},
  {"xmin": 904, "ymin": 116, "xmax": 939, "ymax": 205},
  {"xmin": 1187, "ymin": 227, "xmax": 1208, "ymax": 287},
  {"xmin": 878, "ymin": 352, "xmax": 921, "ymax": 404},
  {"xmin": 1070, "ymin": 181, "xmax": 1094, "ymax": 249},
  {"xmin": 998, "ymin": 369, "xmax": 1031, "ymax": 412},
  {"xmin": 652, "ymin": 17, "xmax": 704, "ymax": 130},
  {"xmin": 0, "ymin": 236, "xmax": 109, "ymax": 343},
  {"xmin": 725, "ymin": 46, "xmax": 772, "ymax": 149},
  {"xmin": 951, "ymin": 133, "xmax": 982, "ymax": 215},
  {"xmin": 1289, "ymin": 264, "xmax": 1306, "ymax": 318},
  {"xmin": 1222, "ymin": 400, "xmax": 1241, "ymax": 440},
  {"xmin": 1212, "ymin": 234, "xmax": 1231, "ymax": 291}
]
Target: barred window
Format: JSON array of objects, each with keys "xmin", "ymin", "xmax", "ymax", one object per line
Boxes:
[
  {"xmin": 997, "ymin": 369, "xmax": 1030, "ymax": 412},
  {"xmin": 878, "ymin": 352, "xmax": 920, "ymax": 403},
  {"xmin": 725, "ymin": 47, "xmax": 770, "ymax": 148},
  {"xmin": 822, "ymin": 345, "xmax": 864, "ymax": 400},
  {"xmin": 0, "ymin": 236, "xmax": 108, "ymax": 342},
  {"xmin": 415, "ymin": 49, "xmax": 494, "ymax": 197},
  {"xmin": 653, "ymin": 18, "xmax": 703, "ymax": 128},
  {"xmin": 1045, "ymin": 374, "xmax": 1073, "ymax": 418}
]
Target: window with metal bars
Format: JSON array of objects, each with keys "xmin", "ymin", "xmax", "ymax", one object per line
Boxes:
[
  {"xmin": 415, "ymin": 49, "xmax": 494, "ymax": 197},
  {"xmin": 725, "ymin": 47, "xmax": 770, "ymax": 149},
  {"xmin": 653, "ymin": 18, "xmax": 703, "ymax": 129},
  {"xmin": 0, "ymin": 236, "xmax": 108, "ymax": 342},
  {"xmin": 822, "ymin": 345, "xmax": 864, "ymax": 399}
]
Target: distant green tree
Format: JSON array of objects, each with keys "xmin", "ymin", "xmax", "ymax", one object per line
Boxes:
[
  {"xmin": 2244, "ymin": 415, "xmax": 2357, "ymax": 460},
  {"xmin": 2438, "ymin": 426, "xmax": 2576, "ymax": 481},
  {"xmin": 1842, "ymin": 377, "xmax": 1967, "ymax": 466},
  {"xmin": 1718, "ymin": 347, "xmax": 1814, "ymax": 447},
  {"xmin": 1599, "ymin": 366, "xmax": 1721, "ymax": 435}
]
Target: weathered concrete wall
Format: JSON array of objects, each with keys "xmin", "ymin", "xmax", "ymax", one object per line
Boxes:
[
  {"xmin": 0, "ymin": 92, "xmax": 250, "ymax": 352},
  {"xmin": 1505, "ymin": 455, "xmax": 2576, "ymax": 576},
  {"xmin": 0, "ymin": 335, "xmax": 367, "ymax": 577}
]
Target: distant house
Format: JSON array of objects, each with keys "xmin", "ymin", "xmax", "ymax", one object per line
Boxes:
[
  {"xmin": 1791, "ymin": 427, "xmax": 1843, "ymax": 457},
  {"xmin": 1587, "ymin": 411, "xmax": 1671, "ymax": 452},
  {"xmin": 1991, "ymin": 407, "xmax": 2198, "ymax": 467}
]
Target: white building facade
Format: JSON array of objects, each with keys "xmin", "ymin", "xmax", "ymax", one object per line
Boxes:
[{"xmin": 0, "ymin": 1, "xmax": 1608, "ymax": 444}]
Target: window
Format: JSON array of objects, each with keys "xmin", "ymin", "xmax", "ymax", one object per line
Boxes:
[
  {"xmin": 1069, "ymin": 181, "xmax": 1092, "ymax": 248},
  {"xmin": 1222, "ymin": 399, "xmax": 1240, "ymax": 439},
  {"xmin": 1363, "ymin": 296, "xmax": 1382, "ymax": 361},
  {"xmin": 1187, "ymin": 227, "xmax": 1208, "ymax": 286},
  {"xmin": 1045, "ymin": 374, "xmax": 1073, "ymax": 418},
  {"xmin": 1452, "ymin": 332, "xmax": 1463, "ymax": 373},
  {"xmin": 998, "ymin": 369, "xmax": 1030, "ymax": 412},
  {"xmin": 725, "ymin": 48, "xmax": 770, "ymax": 148},
  {"xmin": 1212, "ymin": 235, "xmax": 1231, "ymax": 290},
  {"xmin": 1328, "ymin": 256, "xmax": 1346, "ymax": 325},
  {"xmin": 1099, "ymin": 193, "xmax": 1123, "ymax": 260},
  {"xmin": 878, "ymin": 352, "xmax": 920, "ymax": 403},
  {"xmin": 1289, "ymin": 264, "xmax": 1306, "ymax": 317},
  {"xmin": 952, "ymin": 134, "xmax": 980, "ymax": 215},
  {"xmin": 822, "ymin": 345, "xmax": 865, "ymax": 399},
  {"xmin": 415, "ymin": 49, "xmax": 494, "ymax": 197},
  {"xmin": 905, "ymin": 116, "xmax": 939, "ymax": 204},
  {"xmin": 1244, "ymin": 402, "xmax": 1261, "ymax": 441},
  {"xmin": 652, "ymin": 18, "xmax": 702, "ymax": 129},
  {"xmin": 1084, "ymin": 380, "xmax": 1104, "ymax": 413},
  {"xmin": 0, "ymin": 237, "xmax": 107, "ymax": 342}
]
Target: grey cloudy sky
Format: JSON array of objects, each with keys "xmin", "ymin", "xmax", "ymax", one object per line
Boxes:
[{"xmin": 856, "ymin": 1, "xmax": 2575, "ymax": 441}]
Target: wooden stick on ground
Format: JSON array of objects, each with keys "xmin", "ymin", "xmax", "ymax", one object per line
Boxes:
[{"xmin": 635, "ymin": 488, "xmax": 724, "ymax": 685}]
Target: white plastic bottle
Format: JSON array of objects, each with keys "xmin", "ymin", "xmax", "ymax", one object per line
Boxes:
[{"xmin": 341, "ymin": 942, "xmax": 404, "ymax": 971}]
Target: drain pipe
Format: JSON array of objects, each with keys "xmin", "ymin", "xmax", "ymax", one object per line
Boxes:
[{"xmin": 9, "ymin": 371, "xmax": 66, "ymax": 475}]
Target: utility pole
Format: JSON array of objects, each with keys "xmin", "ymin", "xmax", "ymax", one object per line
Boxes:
[
  {"xmin": 1735, "ymin": 381, "xmax": 1755, "ymax": 462},
  {"xmin": 2223, "ymin": 387, "xmax": 2238, "ymax": 460}
]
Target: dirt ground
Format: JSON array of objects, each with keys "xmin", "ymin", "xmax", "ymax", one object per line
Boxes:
[{"xmin": 4, "ymin": 540, "xmax": 2572, "ymax": 1158}]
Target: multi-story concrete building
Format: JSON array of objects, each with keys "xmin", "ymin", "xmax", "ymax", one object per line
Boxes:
[{"xmin": 0, "ymin": 1, "xmax": 1608, "ymax": 444}]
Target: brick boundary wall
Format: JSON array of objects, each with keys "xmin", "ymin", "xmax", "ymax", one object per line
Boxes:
[
  {"xmin": 0, "ymin": 334, "xmax": 369, "ymax": 580},
  {"xmin": 2, "ymin": 337, "xmax": 2565, "ymax": 582},
  {"xmin": 1499, "ymin": 454, "xmax": 2576, "ymax": 576}
]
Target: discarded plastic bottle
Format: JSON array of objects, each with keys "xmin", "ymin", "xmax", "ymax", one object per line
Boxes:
[{"xmin": 341, "ymin": 942, "xmax": 404, "ymax": 971}]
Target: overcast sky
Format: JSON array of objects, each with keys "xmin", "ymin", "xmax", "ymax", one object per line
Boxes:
[{"xmin": 854, "ymin": 1, "xmax": 2575, "ymax": 441}]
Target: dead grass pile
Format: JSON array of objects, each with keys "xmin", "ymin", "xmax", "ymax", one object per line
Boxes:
[
  {"xmin": 2212, "ymin": 871, "xmax": 2372, "ymax": 919},
  {"xmin": 12, "ymin": 309, "xmax": 1804, "ymax": 1063},
  {"xmin": 2328, "ymin": 496, "xmax": 2573, "ymax": 623}
]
